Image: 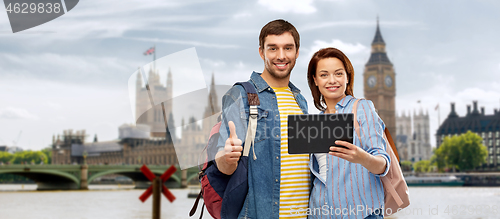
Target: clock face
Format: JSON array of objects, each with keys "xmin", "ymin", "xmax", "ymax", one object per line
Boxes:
[
  {"xmin": 367, "ymin": 75, "xmax": 376, "ymax": 88},
  {"xmin": 385, "ymin": 75, "xmax": 393, "ymax": 87}
]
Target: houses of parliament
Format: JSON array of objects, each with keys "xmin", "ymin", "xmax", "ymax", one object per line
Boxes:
[{"xmin": 52, "ymin": 19, "xmax": 431, "ymax": 165}]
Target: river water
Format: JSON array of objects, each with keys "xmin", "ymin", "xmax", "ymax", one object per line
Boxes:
[{"xmin": 0, "ymin": 185, "xmax": 499, "ymax": 219}]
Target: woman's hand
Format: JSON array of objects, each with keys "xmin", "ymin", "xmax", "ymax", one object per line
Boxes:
[
  {"xmin": 329, "ymin": 140, "xmax": 387, "ymax": 175},
  {"xmin": 329, "ymin": 140, "xmax": 369, "ymax": 165}
]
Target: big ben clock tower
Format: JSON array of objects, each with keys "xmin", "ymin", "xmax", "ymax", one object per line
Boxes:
[{"xmin": 363, "ymin": 18, "xmax": 396, "ymax": 136}]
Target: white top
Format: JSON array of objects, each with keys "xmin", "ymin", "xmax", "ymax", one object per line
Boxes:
[{"xmin": 314, "ymin": 153, "xmax": 327, "ymax": 182}]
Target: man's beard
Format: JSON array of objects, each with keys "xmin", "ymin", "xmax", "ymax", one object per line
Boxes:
[
  {"xmin": 264, "ymin": 61, "xmax": 295, "ymax": 80},
  {"xmin": 268, "ymin": 68, "xmax": 291, "ymax": 79}
]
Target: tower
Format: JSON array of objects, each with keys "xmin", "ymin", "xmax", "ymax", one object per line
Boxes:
[
  {"xmin": 413, "ymin": 109, "xmax": 431, "ymax": 161},
  {"xmin": 396, "ymin": 110, "xmax": 412, "ymax": 161},
  {"xmin": 203, "ymin": 72, "xmax": 221, "ymax": 140},
  {"xmin": 135, "ymin": 65, "xmax": 173, "ymax": 138},
  {"xmin": 363, "ymin": 18, "xmax": 396, "ymax": 136}
]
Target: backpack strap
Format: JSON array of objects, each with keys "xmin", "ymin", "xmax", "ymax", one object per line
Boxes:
[{"xmin": 234, "ymin": 82, "xmax": 259, "ymax": 160}]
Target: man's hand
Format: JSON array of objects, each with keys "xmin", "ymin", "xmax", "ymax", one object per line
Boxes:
[{"xmin": 215, "ymin": 121, "xmax": 243, "ymax": 175}]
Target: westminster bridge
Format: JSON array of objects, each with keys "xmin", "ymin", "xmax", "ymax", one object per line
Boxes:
[{"xmin": 0, "ymin": 164, "xmax": 200, "ymax": 190}]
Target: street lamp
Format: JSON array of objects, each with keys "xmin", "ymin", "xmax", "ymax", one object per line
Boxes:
[{"xmin": 83, "ymin": 150, "xmax": 88, "ymax": 165}]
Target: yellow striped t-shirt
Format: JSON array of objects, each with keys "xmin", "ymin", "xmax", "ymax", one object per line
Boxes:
[{"xmin": 273, "ymin": 86, "xmax": 310, "ymax": 218}]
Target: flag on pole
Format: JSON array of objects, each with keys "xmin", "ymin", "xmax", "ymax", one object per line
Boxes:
[
  {"xmin": 435, "ymin": 103, "xmax": 439, "ymax": 111},
  {"xmin": 143, "ymin": 47, "xmax": 155, "ymax": 56}
]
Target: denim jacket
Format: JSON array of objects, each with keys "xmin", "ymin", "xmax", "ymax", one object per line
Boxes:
[{"xmin": 217, "ymin": 71, "xmax": 308, "ymax": 219}]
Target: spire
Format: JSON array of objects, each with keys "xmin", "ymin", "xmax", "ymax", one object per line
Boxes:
[
  {"xmin": 372, "ymin": 17, "xmax": 385, "ymax": 45},
  {"xmin": 366, "ymin": 17, "xmax": 392, "ymax": 66},
  {"xmin": 167, "ymin": 67, "xmax": 173, "ymax": 100},
  {"xmin": 206, "ymin": 72, "xmax": 220, "ymax": 116}
]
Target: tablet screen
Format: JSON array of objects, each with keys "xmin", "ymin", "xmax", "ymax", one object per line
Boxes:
[{"xmin": 287, "ymin": 113, "xmax": 354, "ymax": 154}]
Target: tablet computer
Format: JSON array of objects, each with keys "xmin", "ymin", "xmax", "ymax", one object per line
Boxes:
[{"xmin": 287, "ymin": 113, "xmax": 354, "ymax": 154}]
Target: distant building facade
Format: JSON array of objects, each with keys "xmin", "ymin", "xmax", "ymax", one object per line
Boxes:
[
  {"xmin": 436, "ymin": 101, "xmax": 500, "ymax": 170},
  {"xmin": 396, "ymin": 109, "xmax": 432, "ymax": 162}
]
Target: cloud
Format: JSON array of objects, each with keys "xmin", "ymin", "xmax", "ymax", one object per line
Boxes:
[
  {"xmin": 257, "ymin": 0, "xmax": 316, "ymax": 14},
  {"xmin": 454, "ymin": 87, "xmax": 500, "ymax": 106},
  {"xmin": 127, "ymin": 37, "xmax": 240, "ymax": 49},
  {"xmin": 0, "ymin": 0, "xmax": 228, "ymax": 40},
  {"xmin": 302, "ymin": 39, "xmax": 369, "ymax": 65},
  {"xmin": 423, "ymin": 56, "xmax": 456, "ymax": 66},
  {"xmin": 300, "ymin": 20, "xmax": 422, "ymax": 32},
  {"xmin": 0, "ymin": 52, "xmax": 138, "ymax": 86},
  {"xmin": 0, "ymin": 107, "xmax": 39, "ymax": 120},
  {"xmin": 311, "ymin": 39, "xmax": 368, "ymax": 55},
  {"xmin": 201, "ymin": 58, "xmax": 226, "ymax": 68},
  {"xmin": 233, "ymin": 12, "xmax": 252, "ymax": 19},
  {"xmin": 45, "ymin": 102, "xmax": 63, "ymax": 110}
]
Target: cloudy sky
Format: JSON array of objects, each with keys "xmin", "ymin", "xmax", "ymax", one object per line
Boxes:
[{"xmin": 1, "ymin": 0, "xmax": 499, "ymax": 151}]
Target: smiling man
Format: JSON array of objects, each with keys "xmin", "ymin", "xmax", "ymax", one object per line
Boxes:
[{"xmin": 216, "ymin": 19, "xmax": 310, "ymax": 218}]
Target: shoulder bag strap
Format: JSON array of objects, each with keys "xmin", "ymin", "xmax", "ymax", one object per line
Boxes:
[
  {"xmin": 352, "ymin": 99, "xmax": 362, "ymax": 144},
  {"xmin": 352, "ymin": 99, "xmax": 400, "ymax": 163}
]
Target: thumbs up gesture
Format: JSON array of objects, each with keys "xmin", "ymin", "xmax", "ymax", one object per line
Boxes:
[
  {"xmin": 215, "ymin": 121, "xmax": 243, "ymax": 175},
  {"xmin": 224, "ymin": 121, "xmax": 243, "ymax": 164}
]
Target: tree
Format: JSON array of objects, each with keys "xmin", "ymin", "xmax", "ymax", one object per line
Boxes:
[
  {"xmin": 457, "ymin": 131, "xmax": 488, "ymax": 170},
  {"xmin": 41, "ymin": 148, "xmax": 52, "ymax": 164},
  {"xmin": 10, "ymin": 151, "xmax": 48, "ymax": 164},
  {"xmin": 401, "ymin": 160, "xmax": 413, "ymax": 172},
  {"xmin": 0, "ymin": 151, "xmax": 13, "ymax": 164},
  {"xmin": 413, "ymin": 160, "xmax": 431, "ymax": 173},
  {"xmin": 433, "ymin": 131, "xmax": 487, "ymax": 171},
  {"xmin": 432, "ymin": 137, "xmax": 456, "ymax": 171}
]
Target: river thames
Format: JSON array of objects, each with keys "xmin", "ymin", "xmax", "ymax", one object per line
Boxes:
[{"xmin": 1, "ymin": 185, "xmax": 499, "ymax": 219}]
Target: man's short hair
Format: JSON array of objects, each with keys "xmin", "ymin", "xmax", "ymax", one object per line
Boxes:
[{"xmin": 259, "ymin": 19, "xmax": 300, "ymax": 50}]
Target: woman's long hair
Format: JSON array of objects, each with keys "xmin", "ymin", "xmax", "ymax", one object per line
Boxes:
[{"xmin": 307, "ymin": 47, "xmax": 355, "ymax": 111}]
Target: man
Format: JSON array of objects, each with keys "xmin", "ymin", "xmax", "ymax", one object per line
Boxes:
[{"xmin": 215, "ymin": 19, "xmax": 310, "ymax": 218}]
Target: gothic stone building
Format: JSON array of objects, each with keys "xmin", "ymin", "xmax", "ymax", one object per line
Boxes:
[{"xmin": 396, "ymin": 109, "xmax": 432, "ymax": 162}]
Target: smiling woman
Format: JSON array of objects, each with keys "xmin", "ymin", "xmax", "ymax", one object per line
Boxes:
[
  {"xmin": 307, "ymin": 48, "xmax": 354, "ymax": 112},
  {"xmin": 306, "ymin": 47, "xmax": 390, "ymax": 219}
]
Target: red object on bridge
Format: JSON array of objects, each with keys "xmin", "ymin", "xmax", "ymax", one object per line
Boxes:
[{"xmin": 139, "ymin": 164, "xmax": 177, "ymax": 203}]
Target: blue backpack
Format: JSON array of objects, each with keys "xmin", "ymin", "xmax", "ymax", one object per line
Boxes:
[{"xmin": 190, "ymin": 82, "xmax": 259, "ymax": 219}]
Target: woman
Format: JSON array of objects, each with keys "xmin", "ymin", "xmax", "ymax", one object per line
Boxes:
[{"xmin": 307, "ymin": 47, "xmax": 390, "ymax": 219}]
